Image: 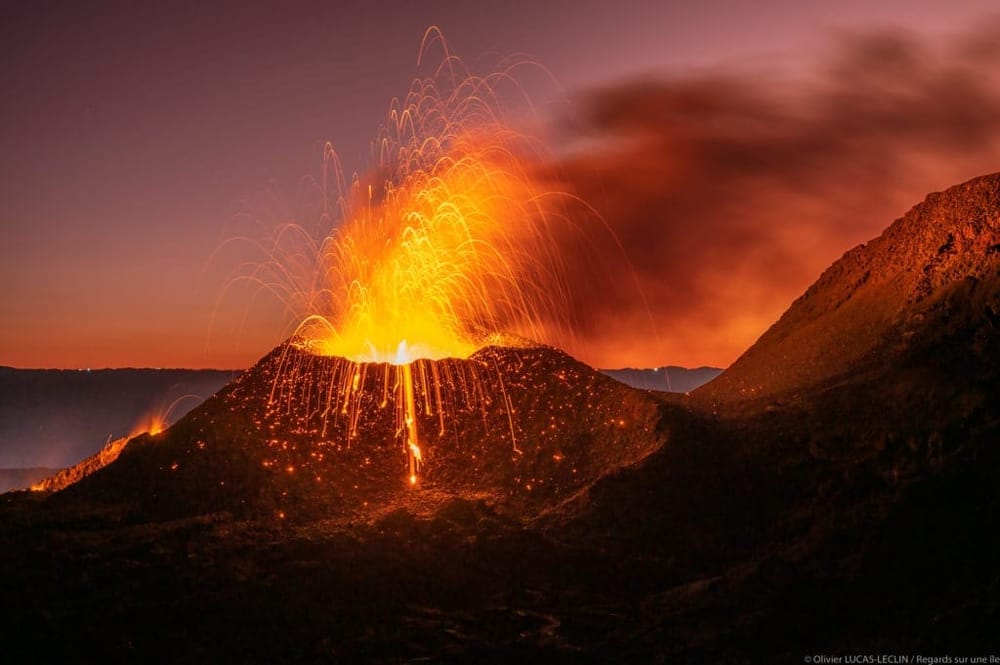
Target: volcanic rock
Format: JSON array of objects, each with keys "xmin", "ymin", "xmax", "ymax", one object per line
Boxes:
[
  {"xmin": 54, "ymin": 344, "xmax": 666, "ymax": 522},
  {"xmin": 568, "ymin": 173, "xmax": 1000, "ymax": 657}
]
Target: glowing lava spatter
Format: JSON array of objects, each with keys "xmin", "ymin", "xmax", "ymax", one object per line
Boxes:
[
  {"xmin": 297, "ymin": 120, "xmax": 567, "ymax": 480},
  {"xmin": 131, "ymin": 394, "xmax": 204, "ymax": 438},
  {"xmin": 297, "ymin": 124, "xmax": 572, "ymax": 364},
  {"xmin": 236, "ymin": 29, "xmax": 616, "ymax": 484}
]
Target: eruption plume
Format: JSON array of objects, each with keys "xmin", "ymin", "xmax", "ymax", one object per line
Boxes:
[{"xmin": 228, "ymin": 29, "xmax": 621, "ymax": 485}]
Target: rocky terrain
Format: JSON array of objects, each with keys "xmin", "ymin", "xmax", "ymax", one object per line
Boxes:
[{"xmin": 2, "ymin": 173, "xmax": 999, "ymax": 662}]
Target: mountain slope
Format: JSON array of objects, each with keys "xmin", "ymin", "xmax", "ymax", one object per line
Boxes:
[
  {"xmin": 697, "ymin": 172, "xmax": 1000, "ymax": 405},
  {"xmin": 563, "ymin": 173, "xmax": 1000, "ymax": 657}
]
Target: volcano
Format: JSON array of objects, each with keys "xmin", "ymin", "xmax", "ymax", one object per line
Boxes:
[
  {"xmin": 3, "ymin": 174, "xmax": 1000, "ymax": 663},
  {"xmin": 53, "ymin": 343, "xmax": 665, "ymax": 522}
]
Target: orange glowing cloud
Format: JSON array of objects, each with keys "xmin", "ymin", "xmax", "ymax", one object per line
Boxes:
[{"xmin": 540, "ymin": 24, "xmax": 1000, "ymax": 368}]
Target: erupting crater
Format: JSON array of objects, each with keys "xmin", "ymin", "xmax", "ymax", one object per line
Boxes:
[
  {"xmin": 219, "ymin": 31, "xmax": 632, "ymax": 489},
  {"xmin": 54, "ymin": 341, "xmax": 667, "ymax": 523},
  {"xmin": 51, "ymin": 32, "xmax": 661, "ymax": 521}
]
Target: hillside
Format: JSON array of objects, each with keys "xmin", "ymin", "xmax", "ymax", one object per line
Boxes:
[{"xmin": 697, "ymin": 172, "xmax": 1000, "ymax": 406}]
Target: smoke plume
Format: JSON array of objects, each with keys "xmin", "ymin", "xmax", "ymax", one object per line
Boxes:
[{"xmin": 548, "ymin": 21, "xmax": 1000, "ymax": 368}]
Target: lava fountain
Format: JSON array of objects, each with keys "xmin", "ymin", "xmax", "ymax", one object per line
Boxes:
[{"xmin": 232, "ymin": 29, "xmax": 616, "ymax": 485}]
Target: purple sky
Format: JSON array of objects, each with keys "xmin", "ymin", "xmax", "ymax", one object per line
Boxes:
[{"xmin": 1, "ymin": 0, "xmax": 997, "ymax": 368}]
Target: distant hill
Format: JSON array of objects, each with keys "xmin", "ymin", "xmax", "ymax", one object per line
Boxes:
[
  {"xmin": 0, "ymin": 368, "xmax": 237, "ymax": 469},
  {"xmin": 601, "ymin": 366, "xmax": 722, "ymax": 393}
]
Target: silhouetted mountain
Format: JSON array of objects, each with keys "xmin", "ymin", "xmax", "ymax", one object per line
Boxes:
[
  {"xmin": 602, "ymin": 365, "xmax": 722, "ymax": 392},
  {"xmin": 2, "ymin": 174, "xmax": 999, "ymax": 663},
  {"xmin": 0, "ymin": 368, "xmax": 238, "ymax": 468}
]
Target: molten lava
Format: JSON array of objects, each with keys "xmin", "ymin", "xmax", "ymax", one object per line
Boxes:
[{"xmin": 298, "ymin": 130, "xmax": 569, "ymax": 365}]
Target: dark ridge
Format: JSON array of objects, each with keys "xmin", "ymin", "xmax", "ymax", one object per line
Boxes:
[{"xmin": 697, "ymin": 171, "xmax": 1000, "ymax": 407}]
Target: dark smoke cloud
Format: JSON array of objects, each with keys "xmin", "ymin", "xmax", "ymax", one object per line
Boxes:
[{"xmin": 547, "ymin": 21, "xmax": 1000, "ymax": 368}]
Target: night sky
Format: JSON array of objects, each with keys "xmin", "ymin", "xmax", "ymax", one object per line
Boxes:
[{"xmin": 2, "ymin": 0, "xmax": 999, "ymax": 369}]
